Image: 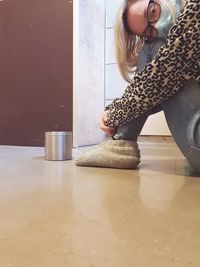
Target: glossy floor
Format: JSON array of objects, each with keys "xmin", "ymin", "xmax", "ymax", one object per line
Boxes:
[{"xmin": 0, "ymin": 141, "xmax": 200, "ymax": 267}]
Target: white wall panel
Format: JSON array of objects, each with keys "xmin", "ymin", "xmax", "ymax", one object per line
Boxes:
[
  {"xmin": 106, "ymin": 28, "xmax": 116, "ymax": 64},
  {"xmin": 105, "ymin": 99, "xmax": 113, "ymax": 107},
  {"xmin": 73, "ymin": 0, "xmax": 105, "ymax": 147},
  {"xmin": 106, "ymin": 0, "xmax": 123, "ymax": 28},
  {"xmin": 105, "ymin": 64, "xmax": 128, "ymax": 100},
  {"xmin": 141, "ymin": 112, "xmax": 171, "ymax": 136}
]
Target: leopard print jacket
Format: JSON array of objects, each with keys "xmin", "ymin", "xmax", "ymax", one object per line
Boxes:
[{"xmin": 105, "ymin": 0, "xmax": 200, "ymax": 127}]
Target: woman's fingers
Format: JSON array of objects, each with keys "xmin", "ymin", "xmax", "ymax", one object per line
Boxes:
[
  {"xmin": 99, "ymin": 111, "xmax": 117, "ymax": 136},
  {"xmin": 103, "ymin": 110, "xmax": 110, "ymax": 122}
]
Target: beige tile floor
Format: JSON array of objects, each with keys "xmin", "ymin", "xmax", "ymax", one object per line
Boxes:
[{"xmin": 0, "ymin": 141, "xmax": 200, "ymax": 267}]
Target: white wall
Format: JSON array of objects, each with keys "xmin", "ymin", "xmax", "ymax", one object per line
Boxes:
[
  {"xmin": 73, "ymin": 0, "xmax": 105, "ymax": 147},
  {"xmin": 105, "ymin": 0, "xmax": 171, "ymax": 136}
]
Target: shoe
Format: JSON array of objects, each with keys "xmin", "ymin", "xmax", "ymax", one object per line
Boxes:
[{"xmin": 76, "ymin": 140, "xmax": 140, "ymax": 169}]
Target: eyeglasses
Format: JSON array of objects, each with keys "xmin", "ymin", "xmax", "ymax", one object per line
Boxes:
[
  {"xmin": 142, "ymin": 0, "xmax": 161, "ymax": 42},
  {"xmin": 122, "ymin": 0, "xmax": 161, "ymax": 42}
]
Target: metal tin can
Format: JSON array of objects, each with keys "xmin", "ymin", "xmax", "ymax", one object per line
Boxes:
[{"xmin": 45, "ymin": 131, "xmax": 72, "ymax": 161}]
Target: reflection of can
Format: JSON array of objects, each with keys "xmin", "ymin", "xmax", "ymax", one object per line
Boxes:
[{"xmin": 45, "ymin": 131, "xmax": 72, "ymax": 161}]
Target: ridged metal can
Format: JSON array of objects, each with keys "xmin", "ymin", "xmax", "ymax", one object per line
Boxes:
[{"xmin": 45, "ymin": 131, "xmax": 72, "ymax": 161}]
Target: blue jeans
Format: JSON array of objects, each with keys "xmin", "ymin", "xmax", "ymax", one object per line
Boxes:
[{"xmin": 114, "ymin": 39, "xmax": 200, "ymax": 172}]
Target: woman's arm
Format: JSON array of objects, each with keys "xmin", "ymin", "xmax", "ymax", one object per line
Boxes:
[{"xmin": 105, "ymin": 0, "xmax": 200, "ymax": 127}]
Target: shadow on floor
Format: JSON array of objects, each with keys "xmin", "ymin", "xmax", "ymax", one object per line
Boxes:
[{"xmin": 140, "ymin": 158, "xmax": 200, "ymax": 177}]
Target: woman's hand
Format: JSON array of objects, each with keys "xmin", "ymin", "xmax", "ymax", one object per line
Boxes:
[{"xmin": 99, "ymin": 110, "xmax": 117, "ymax": 137}]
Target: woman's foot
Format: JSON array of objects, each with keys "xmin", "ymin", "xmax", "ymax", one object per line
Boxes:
[{"xmin": 76, "ymin": 140, "xmax": 140, "ymax": 169}]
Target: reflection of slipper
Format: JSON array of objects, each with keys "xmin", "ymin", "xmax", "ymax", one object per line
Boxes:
[{"xmin": 76, "ymin": 140, "xmax": 140, "ymax": 169}]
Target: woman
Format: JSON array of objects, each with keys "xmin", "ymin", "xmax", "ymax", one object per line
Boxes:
[{"xmin": 77, "ymin": 0, "xmax": 200, "ymax": 172}]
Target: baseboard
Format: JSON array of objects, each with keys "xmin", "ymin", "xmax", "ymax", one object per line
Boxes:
[{"xmin": 138, "ymin": 135, "xmax": 175, "ymax": 143}]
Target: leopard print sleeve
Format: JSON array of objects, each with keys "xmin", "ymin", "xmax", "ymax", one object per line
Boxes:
[{"xmin": 105, "ymin": 0, "xmax": 200, "ymax": 127}]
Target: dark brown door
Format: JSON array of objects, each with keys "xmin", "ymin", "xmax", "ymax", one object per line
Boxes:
[{"xmin": 0, "ymin": 0, "xmax": 72, "ymax": 146}]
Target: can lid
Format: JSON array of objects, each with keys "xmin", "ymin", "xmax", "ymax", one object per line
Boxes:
[{"xmin": 45, "ymin": 131, "xmax": 72, "ymax": 136}]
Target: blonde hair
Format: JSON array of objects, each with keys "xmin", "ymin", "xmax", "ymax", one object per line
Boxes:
[{"xmin": 115, "ymin": 0, "xmax": 183, "ymax": 83}]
